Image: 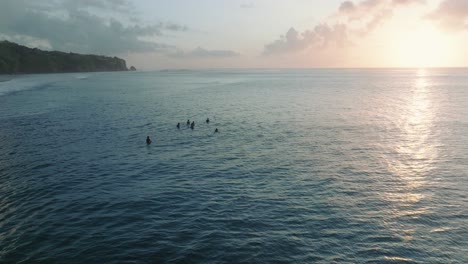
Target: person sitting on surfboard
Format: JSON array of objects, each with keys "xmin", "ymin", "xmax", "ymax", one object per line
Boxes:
[
  {"xmin": 186, "ymin": 120, "xmax": 190, "ymax": 126},
  {"xmin": 146, "ymin": 136, "xmax": 152, "ymax": 145},
  {"xmin": 177, "ymin": 123, "xmax": 180, "ymax": 129},
  {"xmin": 214, "ymin": 128, "xmax": 219, "ymax": 133},
  {"xmin": 190, "ymin": 121, "xmax": 195, "ymax": 129},
  {"xmin": 206, "ymin": 118, "xmax": 210, "ymax": 123}
]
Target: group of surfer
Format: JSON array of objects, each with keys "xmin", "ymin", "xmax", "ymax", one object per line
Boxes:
[{"xmin": 146, "ymin": 117, "xmax": 218, "ymax": 145}]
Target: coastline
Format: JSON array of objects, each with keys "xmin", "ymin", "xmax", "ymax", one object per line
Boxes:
[{"xmin": 0, "ymin": 41, "xmax": 135, "ymax": 74}]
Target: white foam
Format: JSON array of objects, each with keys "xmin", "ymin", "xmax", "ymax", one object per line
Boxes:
[
  {"xmin": 75, "ymin": 75, "xmax": 89, "ymax": 80},
  {"xmin": 0, "ymin": 74, "xmax": 73, "ymax": 97}
]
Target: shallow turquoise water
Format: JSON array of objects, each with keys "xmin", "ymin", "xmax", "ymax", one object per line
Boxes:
[{"xmin": 0, "ymin": 69, "xmax": 467, "ymax": 263}]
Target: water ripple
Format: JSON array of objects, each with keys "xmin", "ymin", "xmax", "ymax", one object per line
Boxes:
[{"xmin": 1, "ymin": 69, "xmax": 467, "ymax": 263}]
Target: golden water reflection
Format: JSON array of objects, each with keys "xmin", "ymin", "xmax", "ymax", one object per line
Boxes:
[
  {"xmin": 383, "ymin": 70, "xmax": 438, "ymax": 251},
  {"xmin": 386, "ymin": 68, "xmax": 438, "ymax": 185},
  {"xmin": 381, "ymin": 69, "xmax": 439, "ymax": 241}
]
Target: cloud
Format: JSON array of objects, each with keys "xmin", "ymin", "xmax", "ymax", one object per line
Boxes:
[
  {"xmin": 0, "ymin": 0, "xmax": 187, "ymax": 55},
  {"xmin": 263, "ymin": 25, "xmax": 349, "ymax": 55},
  {"xmin": 64, "ymin": 0, "xmax": 133, "ymax": 13},
  {"xmin": 339, "ymin": 1, "xmax": 356, "ymax": 13},
  {"xmin": 337, "ymin": 0, "xmax": 424, "ymax": 29},
  {"xmin": 263, "ymin": 28, "xmax": 311, "ymax": 55},
  {"xmin": 392, "ymin": 0, "xmax": 425, "ymax": 5},
  {"xmin": 426, "ymin": 0, "xmax": 468, "ymax": 31},
  {"xmin": 240, "ymin": 3, "xmax": 254, "ymax": 9},
  {"xmin": 170, "ymin": 47, "xmax": 240, "ymax": 58},
  {"xmin": 263, "ymin": 0, "xmax": 425, "ymax": 55}
]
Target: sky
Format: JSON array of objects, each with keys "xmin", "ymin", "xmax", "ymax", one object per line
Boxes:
[{"xmin": 1, "ymin": 0, "xmax": 467, "ymax": 69}]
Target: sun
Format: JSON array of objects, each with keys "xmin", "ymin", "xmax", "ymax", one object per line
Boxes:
[{"xmin": 394, "ymin": 25, "xmax": 453, "ymax": 68}]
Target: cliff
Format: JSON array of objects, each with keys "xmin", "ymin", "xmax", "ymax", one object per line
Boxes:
[{"xmin": 0, "ymin": 41, "xmax": 131, "ymax": 74}]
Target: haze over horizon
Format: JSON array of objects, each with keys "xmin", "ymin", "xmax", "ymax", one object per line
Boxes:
[{"xmin": 1, "ymin": 0, "xmax": 467, "ymax": 69}]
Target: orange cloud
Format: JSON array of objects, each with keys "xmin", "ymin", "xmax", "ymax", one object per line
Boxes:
[
  {"xmin": 426, "ymin": 0, "xmax": 468, "ymax": 31},
  {"xmin": 263, "ymin": 0, "xmax": 426, "ymax": 55}
]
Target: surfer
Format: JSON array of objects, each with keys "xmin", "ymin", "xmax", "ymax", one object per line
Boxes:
[
  {"xmin": 146, "ymin": 136, "xmax": 152, "ymax": 145},
  {"xmin": 214, "ymin": 128, "xmax": 219, "ymax": 133},
  {"xmin": 206, "ymin": 118, "xmax": 210, "ymax": 123},
  {"xmin": 177, "ymin": 123, "xmax": 180, "ymax": 129},
  {"xmin": 191, "ymin": 121, "xmax": 195, "ymax": 129},
  {"xmin": 186, "ymin": 120, "xmax": 190, "ymax": 126}
]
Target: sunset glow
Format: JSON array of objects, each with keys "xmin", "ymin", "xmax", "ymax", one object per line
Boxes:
[
  {"xmin": 393, "ymin": 26, "xmax": 453, "ymax": 68},
  {"xmin": 0, "ymin": 0, "xmax": 467, "ymax": 68},
  {"xmin": 1, "ymin": 1, "xmax": 468, "ymax": 263}
]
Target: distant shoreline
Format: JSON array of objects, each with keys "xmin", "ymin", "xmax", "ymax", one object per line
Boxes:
[{"xmin": 0, "ymin": 41, "xmax": 136, "ymax": 74}]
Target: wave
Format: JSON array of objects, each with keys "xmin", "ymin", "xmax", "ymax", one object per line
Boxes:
[
  {"xmin": 75, "ymin": 75, "xmax": 90, "ymax": 80},
  {"xmin": 0, "ymin": 75, "xmax": 13, "ymax": 83},
  {"xmin": 0, "ymin": 77, "xmax": 48, "ymax": 97},
  {"xmin": 0, "ymin": 74, "xmax": 74, "ymax": 97}
]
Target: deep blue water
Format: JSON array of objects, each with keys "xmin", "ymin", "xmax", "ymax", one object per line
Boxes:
[{"xmin": 0, "ymin": 69, "xmax": 467, "ymax": 263}]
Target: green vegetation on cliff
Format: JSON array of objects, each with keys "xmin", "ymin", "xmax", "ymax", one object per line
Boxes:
[{"xmin": 0, "ymin": 41, "xmax": 132, "ymax": 74}]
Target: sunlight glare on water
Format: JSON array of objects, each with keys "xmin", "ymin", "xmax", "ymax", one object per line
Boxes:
[{"xmin": 0, "ymin": 69, "xmax": 467, "ymax": 263}]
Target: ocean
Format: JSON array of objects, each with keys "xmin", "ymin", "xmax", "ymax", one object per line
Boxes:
[{"xmin": 0, "ymin": 69, "xmax": 467, "ymax": 263}]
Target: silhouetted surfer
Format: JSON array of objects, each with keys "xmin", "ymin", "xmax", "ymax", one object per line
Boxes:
[
  {"xmin": 186, "ymin": 120, "xmax": 190, "ymax": 126},
  {"xmin": 191, "ymin": 121, "xmax": 195, "ymax": 129},
  {"xmin": 214, "ymin": 128, "xmax": 219, "ymax": 133},
  {"xmin": 146, "ymin": 136, "xmax": 152, "ymax": 145},
  {"xmin": 177, "ymin": 123, "xmax": 180, "ymax": 129},
  {"xmin": 206, "ymin": 118, "xmax": 210, "ymax": 124}
]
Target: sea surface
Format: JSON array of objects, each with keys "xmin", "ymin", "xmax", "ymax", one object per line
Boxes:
[{"xmin": 0, "ymin": 69, "xmax": 467, "ymax": 263}]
